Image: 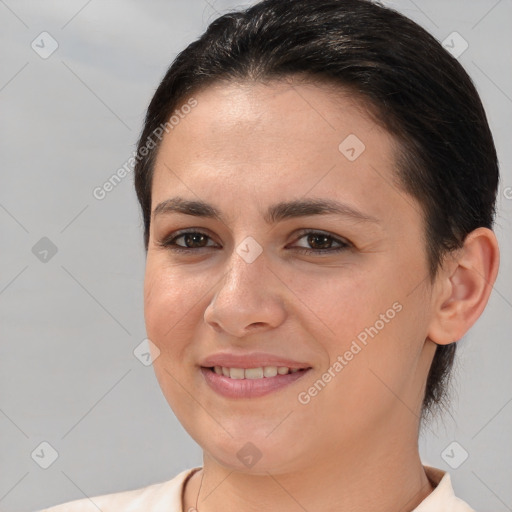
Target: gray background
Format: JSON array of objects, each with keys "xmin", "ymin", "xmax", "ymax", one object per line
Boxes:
[{"xmin": 0, "ymin": 1, "xmax": 510, "ymax": 511}]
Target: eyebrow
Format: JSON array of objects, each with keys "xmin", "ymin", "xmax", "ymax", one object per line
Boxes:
[{"xmin": 152, "ymin": 196, "xmax": 380, "ymax": 224}]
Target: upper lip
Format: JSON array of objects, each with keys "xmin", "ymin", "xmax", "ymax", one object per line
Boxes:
[{"xmin": 200, "ymin": 352, "xmax": 312, "ymax": 369}]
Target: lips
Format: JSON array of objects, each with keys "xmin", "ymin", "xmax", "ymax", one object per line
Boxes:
[
  {"xmin": 200, "ymin": 365, "xmax": 311, "ymax": 398},
  {"xmin": 199, "ymin": 351, "xmax": 313, "ymax": 398}
]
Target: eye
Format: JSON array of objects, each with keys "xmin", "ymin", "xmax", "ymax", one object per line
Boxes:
[
  {"xmin": 290, "ymin": 230, "xmax": 350, "ymax": 256},
  {"xmin": 157, "ymin": 229, "xmax": 218, "ymax": 253}
]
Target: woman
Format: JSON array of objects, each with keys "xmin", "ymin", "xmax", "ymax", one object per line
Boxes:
[{"xmin": 40, "ymin": 0, "xmax": 500, "ymax": 510}]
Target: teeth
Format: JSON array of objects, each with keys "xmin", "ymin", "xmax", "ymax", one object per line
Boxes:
[
  {"xmin": 245, "ymin": 367, "xmax": 264, "ymax": 379},
  {"xmin": 213, "ymin": 366, "xmax": 304, "ymax": 379},
  {"xmin": 229, "ymin": 367, "xmax": 245, "ymax": 379},
  {"xmin": 263, "ymin": 366, "xmax": 278, "ymax": 377}
]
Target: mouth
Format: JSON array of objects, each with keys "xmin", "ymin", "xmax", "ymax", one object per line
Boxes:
[
  {"xmin": 200, "ymin": 365, "xmax": 312, "ymax": 398},
  {"xmin": 204, "ymin": 365, "xmax": 310, "ymax": 379}
]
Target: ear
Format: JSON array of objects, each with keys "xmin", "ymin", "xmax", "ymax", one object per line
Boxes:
[{"xmin": 427, "ymin": 227, "xmax": 500, "ymax": 345}]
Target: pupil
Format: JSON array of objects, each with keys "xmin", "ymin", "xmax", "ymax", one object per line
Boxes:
[
  {"xmin": 308, "ymin": 234, "xmax": 331, "ymax": 249},
  {"xmin": 185, "ymin": 233, "xmax": 207, "ymax": 248}
]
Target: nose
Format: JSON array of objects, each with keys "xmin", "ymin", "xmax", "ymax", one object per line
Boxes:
[{"xmin": 203, "ymin": 247, "xmax": 287, "ymax": 337}]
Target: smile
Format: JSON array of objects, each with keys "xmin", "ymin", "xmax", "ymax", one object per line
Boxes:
[
  {"xmin": 200, "ymin": 366, "xmax": 311, "ymax": 398},
  {"xmin": 211, "ymin": 365, "xmax": 302, "ymax": 379}
]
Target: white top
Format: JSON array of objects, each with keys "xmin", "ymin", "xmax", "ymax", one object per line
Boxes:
[{"xmin": 37, "ymin": 465, "xmax": 476, "ymax": 511}]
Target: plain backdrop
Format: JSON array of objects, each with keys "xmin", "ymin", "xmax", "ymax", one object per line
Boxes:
[{"xmin": 0, "ymin": 1, "xmax": 511, "ymax": 511}]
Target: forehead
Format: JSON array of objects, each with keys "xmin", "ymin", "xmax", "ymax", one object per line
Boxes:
[
  {"xmin": 164, "ymin": 79, "xmax": 385, "ymax": 156},
  {"xmin": 151, "ymin": 79, "xmax": 413, "ymax": 226}
]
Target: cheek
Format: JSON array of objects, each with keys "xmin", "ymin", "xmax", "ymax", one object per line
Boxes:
[
  {"xmin": 284, "ymin": 263, "xmax": 392, "ymax": 345},
  {"xmin": 293, "ymin": 259, "xmax": 426, "ymax": 414},
  {"xmin": 339, "ymin": 297, "xmax": 429, "ymax": 425},
  {"xmin": 143, "ymin": 258, "xmax": 205, "ymax": 423},
  {"xmin": 143, "ymin": 257, "xmax": 203, "ymax": 355}
]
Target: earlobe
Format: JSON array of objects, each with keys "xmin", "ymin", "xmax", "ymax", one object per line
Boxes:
[{"xmin": 427, "ymin": 227, "xmax": 500, "ymax": 346}]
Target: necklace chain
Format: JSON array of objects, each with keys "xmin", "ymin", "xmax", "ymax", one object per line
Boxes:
[{"xmin": 192, "ymin": 468, "xmax": 204, "ymax": 512}]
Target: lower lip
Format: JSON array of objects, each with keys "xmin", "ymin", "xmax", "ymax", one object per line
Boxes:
[{"xmin": 200, "ymin": 367, "xmax": 311, "ymax": 399}]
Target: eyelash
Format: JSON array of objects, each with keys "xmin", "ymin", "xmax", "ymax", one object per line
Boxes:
[{"xmin": 157, "ymin": 228, "xmax": 350, "ymax": 256}]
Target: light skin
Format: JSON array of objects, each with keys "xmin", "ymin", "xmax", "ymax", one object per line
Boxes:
[{"xmin": 143, "ymin": 79, "xmax": 500, "ymax": 512}]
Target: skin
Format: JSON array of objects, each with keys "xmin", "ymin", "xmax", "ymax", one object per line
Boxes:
[{"xmin": 143, "ymin": 79, "xmax": 500, "ymax": 512}]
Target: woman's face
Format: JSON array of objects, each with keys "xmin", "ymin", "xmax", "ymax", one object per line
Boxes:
[{"xmin": 144, "ymin": 80, "xmax": 438, "ymax": 473}]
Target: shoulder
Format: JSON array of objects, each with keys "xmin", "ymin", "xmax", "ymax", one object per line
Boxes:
[
  {"xmin": 36, "ymin": 467, "xmax": 201, "ymax": 512},
  {"xmin": 414, "ymin": 465, "xmax": 477, "ymax": 511}
]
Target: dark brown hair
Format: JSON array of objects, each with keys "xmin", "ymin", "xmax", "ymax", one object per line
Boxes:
[{"xmin": 134, "ymin": 0, "xmax": 499, "ymax": 422}]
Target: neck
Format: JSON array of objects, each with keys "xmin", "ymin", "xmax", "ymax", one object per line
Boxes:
[{"xmin": 183, "ymin": 425, "xmax": 434, "ymax": 512}]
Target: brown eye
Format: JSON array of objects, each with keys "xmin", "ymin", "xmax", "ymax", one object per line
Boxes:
[
  {"xmin": 306, "ymin": 233, "xmax": 335, "ymax": 250},
  {"xmin": 292, "ymin": 230, "xmax": 350, "ymax": 256},
  {"xmin": 157, "ymin": 230, "xmax": 218, "ymax": 252},
  {"xmin": 178, "ymin": 232, "xmax": 209, "ymax": 248}
]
